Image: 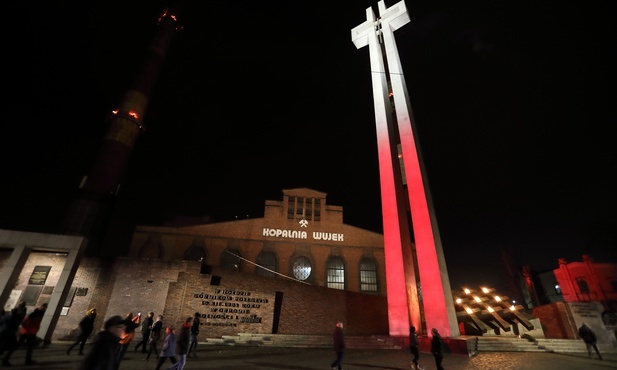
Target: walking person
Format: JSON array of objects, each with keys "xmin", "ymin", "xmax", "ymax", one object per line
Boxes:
[
  {"xmin": 78, "ymin": 315, "xmax": 126, "ymax": 370},
  {"xmin": 187, "ymin": 312, "xmax": 200, "ymax": 359},
  {"xmin": 409, "ymin": 326, "xmax": 421, "ymax": 370},
  {"xmin": 134, "ymin": 311, "xmax": 154, "ymax": 353},
  {"xmin": 578, "ymin": 323, "xmax": 603, "ymax": 360},
  {"xmin": 67, "ymin": 308, "xmax": 97, "ymax": 356},
  {"xmin": 154, "ymin": 326, "xmax": 177, "ymax": 370},
  {"xmin": 330, "ymin": 321, "xmax": 345, "ymax": 370},
  {"xmin": 430, "ymin": 328, "xmax": 445, "ymax": 370},
  {"xmin": 2, "ymin": 302, "xmax": 47, "ymax": 366},
  {"xmin": 168, "ymin": 317, "xmax": 191, "ymax": 370},
  {"xmin": 145, "ymin": 315, "xmax": 164, "ymax": 361},
  {"xmin": 115, "ymin": 312, "xmax": 140, "ymax": 366}
]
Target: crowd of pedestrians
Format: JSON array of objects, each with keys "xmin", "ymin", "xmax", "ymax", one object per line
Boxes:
[
  {"xmin": 0, "ymin": 302, "xmax": 47, "ymax": 366},
  {"xmin": 0, "ymin": 304, "xmax": 204, "ymax": 370}
]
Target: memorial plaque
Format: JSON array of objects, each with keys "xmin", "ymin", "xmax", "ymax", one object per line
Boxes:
[
  {"xmin": 28, "ymin": 266, "xmax": 51, "ymax": 285},
  {"xmin": 22, "ymin": 286, "xmax": 43, "ymax": 305}
]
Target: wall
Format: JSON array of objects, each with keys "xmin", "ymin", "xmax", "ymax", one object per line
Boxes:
[{"xmin": 2, "ymin": 252, "xmax": 388, "ymax": 341}]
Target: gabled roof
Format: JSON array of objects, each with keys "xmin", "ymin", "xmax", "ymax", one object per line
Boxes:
[{"xmin": 282, "ymin": 188, "xmax": 327, "ymax": 198}]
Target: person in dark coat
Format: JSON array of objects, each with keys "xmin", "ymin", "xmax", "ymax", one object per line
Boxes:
[
  {"xmin": 187, "ymin": 312, "xmax": 200, "ymax": 358},
  {"xmin": 330, "ymin": 321, "xmax": 345, "ymax": 370},
  {"xmin": 409, "ymin": 326, "xmax": 421, "ymax": 370},
  {"xmin": 78, "ymin": 315, "xmax": 126, "ymax": 370},
  {"xmin": 133, "ymin": 311, "xmax": 154, "ymax": 353},
  {"xmin": 145, "ymin": 315, "xmax": 164, "ymax": 361},
  {"xmin": 67, "ymin": 308, "xmax": 97, "ymax": 355},
  {"xmin": 578, "ymin": 323, "xmax": 603, "ymax": 360},
  {"xmin": 154, "ymin": 326, "xmax": 177, "ymax": 370},
  {"xmin": 430, "ymin": 328, "xmax": 445, "ymax": 370},
  {"xmin": 168, "ymin": 317, "xmax": 191, "ymax": 370}
]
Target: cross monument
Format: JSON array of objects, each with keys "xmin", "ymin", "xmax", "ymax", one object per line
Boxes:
[{"xmin": 352, "ymin": 0, "xmax": 460, "ymax": 337}]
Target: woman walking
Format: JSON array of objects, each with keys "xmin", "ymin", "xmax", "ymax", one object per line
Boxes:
[
  {"xmin": 67, "ymin": 308, "xmax": 97, "ymax": 356},
  {"xmin": 154, "ymin": 326, "xmax": 177, "ymax": 370}
]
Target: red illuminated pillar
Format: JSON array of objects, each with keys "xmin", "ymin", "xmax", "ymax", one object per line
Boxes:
[{"xmin": 352, "ymin": 1, "xmax": 460, "ymax": 337}]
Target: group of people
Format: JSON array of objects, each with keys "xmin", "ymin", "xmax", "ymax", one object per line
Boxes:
[
  {"xmin": 69, "ymin": 309, "xmax": 201, "ymax": 370},
  {"xmin": 0, "ymin": 302, "xmax": 48, "ymax": 366},
  {"xmin": 408, "ymin": 326, "xmax": 445, "ymax": 370},
  {"xmin": 406, "ymin": 323, "xmax": 604, "ymax": 370},
  {"xmin": 2, "ymin": 303, "xmax": 607, "ymax": 370},
  {"xmin": 329, "ymin": 321, "xmax": 446, "ymax": 370}
]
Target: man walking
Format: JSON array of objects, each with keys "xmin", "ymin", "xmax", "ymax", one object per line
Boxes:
[
  {"xmin": 187, "ymin": 312, "xmax": 200, "ymax": 358},
  {"xmin": 430, "ymin": 328, "xmax": 445, "ymax": 370},
  {"xmin": 409, "ymin": 326, "xmax": 421, "ymax": 370},
  {"xmin": 134, "ymin": 311, "xmax": 154, "ymax": 353},
  {"xmin": 578, "ymin": 323, "xmax": 603, "ymax": 360},
  {"xmin": 330, "ymin": 321, "xmax": 345, "ymax": 370}
]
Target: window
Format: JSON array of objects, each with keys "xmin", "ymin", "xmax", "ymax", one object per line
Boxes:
[
  {"xmin": 221, "ymin": 248, "xmax": 241, "ymax": 271},
  {"xmin": 296, "ymin": 197, "xmax": 304, "ymax": 219},
  {"xmin": 287, "ymin": 196, "xmax": 295, "ymax": 219},
  {"xmin": 575, "ymin": 277, "xmax": 591, "ymax": 301},
  {"xmin": 184, "ymin": 246, "xmax": 206, "ymax": 262},
  {"xmin": 292, "ymin": 256, "xmax": 312, "ymax": 281},
  {"xmin": 327, "ymin": 256, "xmax": 345, "ymax": 290},
  {"xmin": 359, "ymin": 258, "xmax": 378, "ymax": 292},
  {"xmin": 576, "ymin": 277, "xmax": 589, "ymax": 293},
  {"xmin": 256, "ymin": 251, "xmax": 277, "ymax": 278},
  {"xmin": 306, "ymin": 198, "xmax": 313, "ymax": 219},
  {"xmin": 287, "ymin": 196, "xmax": 321, "ymax": 221}
]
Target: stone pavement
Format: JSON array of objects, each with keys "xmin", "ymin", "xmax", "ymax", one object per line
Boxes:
[{"xmin": 1, "ymin": 342, "xmax": 615, "ymax": 370}]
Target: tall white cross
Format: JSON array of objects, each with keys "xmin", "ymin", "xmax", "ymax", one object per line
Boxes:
[{"xmin": 352, "ymin": 1, "xmax": 459, "ymax": 338}]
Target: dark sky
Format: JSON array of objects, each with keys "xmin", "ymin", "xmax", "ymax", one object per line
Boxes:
[{"xmin": 2, "ymin": 1, "xmax": 616, "ymax": 298}]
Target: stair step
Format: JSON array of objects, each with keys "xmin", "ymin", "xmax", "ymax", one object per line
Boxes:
[{"xmin": 204, "ymin": 333, "xmax": 400, "ymax": 349}]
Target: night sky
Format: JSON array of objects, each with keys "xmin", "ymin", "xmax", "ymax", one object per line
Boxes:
[{"xmin": 2, "ymin": 1, "xmax": 616, "ymax": 299}]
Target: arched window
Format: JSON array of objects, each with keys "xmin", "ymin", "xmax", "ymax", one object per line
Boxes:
[
  {"xmin": 359, "ymin": 258, "xmax": 378, "ymax": 292},
  {"xmin": 256, "ymin": 251, "xmax": 277, "ymax": 278},
  {"xmin": 327, "ymin": 256, "xmax": 345, "ymax": 290},
  {"xmin": 220, "ymin": 248, "xmax": 241, "ymax": 271},
  {"xmin": 184, "ymin": 245, "xmax": 206, "ymax": 262},
  {"xmin": 291, "ymin": 256, "xmax": 312, "ymax": 281}
]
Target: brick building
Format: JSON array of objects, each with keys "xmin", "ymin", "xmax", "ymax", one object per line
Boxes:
[
  {"xmin": 127, "ymin": 188, "xmax": 387, "ymax": 295},
  {"xmin": 0, "ymin": 188, "xmax": 390, "ymax": 343}
]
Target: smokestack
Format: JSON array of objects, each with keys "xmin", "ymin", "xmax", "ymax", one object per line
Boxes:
[{"xmin": 64, "ymin": 4, "xmax": 183, "ymax": 256}]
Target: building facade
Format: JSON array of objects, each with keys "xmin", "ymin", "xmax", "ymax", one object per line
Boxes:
[
  {"xmin": 128, "ymin": 188, "xmax": 387, "ymax": 295},
  {"xmin": 0, "ymin": 189, "xmax": 392, "ymax": 343}
]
